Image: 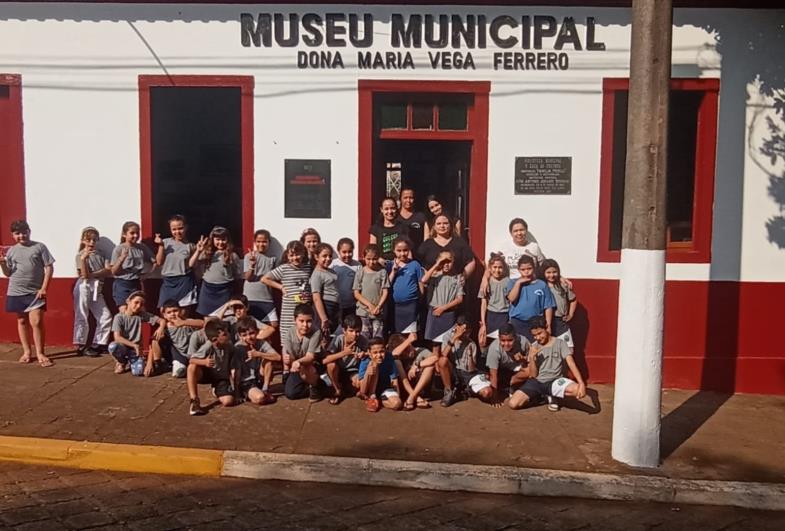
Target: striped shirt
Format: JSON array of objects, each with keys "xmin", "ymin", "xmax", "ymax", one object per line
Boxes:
[{"xmin": 266, "ymin": 263, "xmax": 312, "ymax": 343}]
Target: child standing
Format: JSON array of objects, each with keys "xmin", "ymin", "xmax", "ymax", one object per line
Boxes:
[
  {"xmin": 1, "ymin": 220, "xmax": 55, "ymax": 367},
  {"xmin": 541, "ymin": 259, "xmax": 577, "ymax": 353},
  {"xmin": 155, "ymin": 214, "xmax": 197, "ymax": 309},
  {"xmin": 234, "ymin": 316, "xmax": 280, "ymax": 405},
  {"xmin": 243, "ymin": 229, "xmax": 278, "ymax": 329},
  {"xmin": 109, "ymin": 291, "xmax": 159, "ymax": 376},
  {"xmin": 421, "ymin": 250, "xmax": 464, "ymax": 358},
  {"xmin": 330, "ymin": 237, "xmax": 361, "ymax": 321},
  {"xmin": 505, "ymin": 255, "xmax": 556, "ymax": 342},
  {"xmin": 311, "ymin": 243, "xmax": 341, "ymax": 337},
  {"xmin": 187, "ymin": 320, "xmax": 239, "ymax": 416},
  {"xmin": 110, "ymin": 221, "xmax": 155, "ymax": 311},
  {"xmin": 262, "ymin": 240, "xmax": 312, "ymax": 377},
  {"xmin": 73, "ymin": 226, "xmax": 112, "ymax": 357},
  {"xmin": 300, "ymin": 227, "xmax": 321, "ymax": 267},
  {"xmin": 478, "ymin": 254, "xmax": 510, "ymax": 348},
  {"xmin": 352, "ymin": 243, "xmax": 389, "ymax": 339},
  {"xmin": 508, "ymin": 317, "xmax": 586, "ymax": 411},
  {"xmin": 191, "ymin": 226, "xmax": 242, "ymax": 317},
  {"xmin": 388, "ymin": 237, "xmax": 423, "ymax": 334}
]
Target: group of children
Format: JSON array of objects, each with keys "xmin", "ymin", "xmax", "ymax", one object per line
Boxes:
[{"xmin": 0, "ymin": 214, "xmax": 587, "ymax": 416}]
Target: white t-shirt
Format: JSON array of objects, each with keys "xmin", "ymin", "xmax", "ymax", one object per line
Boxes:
[{"xmin": 489, "ymin": 238, "xmax": 545, "ymax": 279}]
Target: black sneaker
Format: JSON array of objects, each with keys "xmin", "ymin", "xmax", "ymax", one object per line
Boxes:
[
  {"xmin": 440, "ymin": 388, "xmax": 458, "ymax": 408},
  {"xmin": 189, "ymin": 399, "xmax": 205, "ymax": 416},
  {"xmin": 84, "ymin": 346, "xmax": 102, "ymax": 358},
  {"xmin": 308, "ymin": 384, "xmax": 323, "ymax": 403},
  {"xmin": 76, "ymin": 345, "xmax": 87, "ymax": 356}
]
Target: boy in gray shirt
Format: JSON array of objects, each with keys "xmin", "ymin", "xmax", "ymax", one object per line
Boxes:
[
  {"xmin": 282, "ymin": 304, "xmax": 325, "ymax": 402},
  {"xmin": 108, "ymin": 291, "xmax": 159, "ymax": 377},
  {"xmin": 1, "ymin": 220, "xmax": 55, "ymax": 367},
  {"xmin": 187, "ymin": 320, "xmax": 239, "ymax": 416},
  {"xmin": 322, "ymin": 314, "xmax": 368, "ymax": 404},
  {"xmin": 510, "ymin": 317, "xmax": 586, "ymax": 411},
  {"xmin": 150, "ymin": 299, "xmax": 204, "ymax": 378},
  {"xmin": 485, "ymin": 323, "xmax": 532, "ymax": 407}
]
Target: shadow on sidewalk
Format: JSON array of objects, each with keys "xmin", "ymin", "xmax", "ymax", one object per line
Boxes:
[{"xmin": 660, "ymin": 391, "xmax": 732, "ymax": 459}]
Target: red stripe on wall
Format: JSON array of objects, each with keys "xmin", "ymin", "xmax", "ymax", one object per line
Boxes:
[{"xmin": 1, "ymin": 277, "xmax": 783, "ymax": 394}]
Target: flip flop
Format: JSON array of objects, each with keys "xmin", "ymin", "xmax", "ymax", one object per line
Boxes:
[
  {"xmin": 329, "ymin": 395, "xmax": 343, "ymax": 406},
  {"xmin": 37, "ymin": 356, "xmax": 54, "ymax": 368},
  {"xmin": 416, "ymin": 398, "xmax": 432, "ymax": 409},
  {"xmin": 403, "ymin": 401, "xmax": 416, "ymax": 411},
  {"xmin": 18, "ymin": 354, "xmax": 33, "ymax": 364}
]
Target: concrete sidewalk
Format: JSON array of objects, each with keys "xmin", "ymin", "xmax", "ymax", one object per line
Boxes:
[{"xmin": 1, "ymin": 343, "xmax": 783, "ymax": 485}]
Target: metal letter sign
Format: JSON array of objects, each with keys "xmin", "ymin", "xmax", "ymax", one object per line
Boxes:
[
  {"xmin": 284, "ymin": 159, "xmax": 331, "ymax": 218},
  {"xmin": 514, "ymin": 156, "xmax": 572, "ymax": 195}
]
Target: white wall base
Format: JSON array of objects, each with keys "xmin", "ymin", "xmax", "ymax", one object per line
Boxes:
[{"xmin": 611, "ymin": 248, "xmax": 666, "ymax": 468}]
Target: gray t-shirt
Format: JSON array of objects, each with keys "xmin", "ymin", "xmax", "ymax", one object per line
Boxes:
[
  {"xmin": 283, "ymin": 327, "xmax": 322, "ymax": 361},
  {"xmin": 166, "ymin": 324, "xmax": 199, "ymax": 355},
  {"xmin": 549, "ymin": 284, "xmax": 576, "ymax": 318},
  {"xmin": 201, "ymin": 251, "xmax": 242, "ymax": 284},
  {"xmin": 188, "ymin": 329, "xmax": 208, "ymax": 357},
  {"xmin": 191, "ymin": 340, "xmax": 238, "ymax": 379},
  {"xmin": 75, "ymin": 250, "xmax": 108, "ymax": 288},
  {"xmin": 160, "ymin": 238, "xmax": 195, "ymax": 277},
  {"xmin": 310, "ymin": 268, "xmax": 340, "ymax": 303},
  {"xmin": 533, "ymin": 338, "xmax": 571, "ymax": 383},
  {"xmin": 427, "ymin": 274, "xmax": 464, "ymax": 308},
  {"xmin": 331, "ymin": 258, "xmax": 361, "ymax": 309},
  {"xmin": 413, "ymin": 347, "xmax": 434, "ymax": 364},
  {"xmin": 352, "ymin": 266, "xmax": 390, "ymax": 317},
  {"xmin": 111, "ymin": 311, "xmax": 158, "ymax": 345},
  {"xmin": 442, "ymin": 336, "xmax": 479, "ymax": 373},
  {"xmin": 4, "ymin": 242, "xmax": 55, "ymax": 296},
  {"xmin": 480, "ymin": 276, "xmax": 510, "ymax": 313},
  {"xmin": 111, "ymin": 243, "xmax": 153, "ymax": 280},
  {"xmin": 243, "ymin": 252, "xmax": 276, "ymax": 302},
  {"xmin": 485, "ymin": 335, "xmax": 530, "ymax": 371},
  {"xmin": 328, "ymin": 333, "xmax": 368, "ymax": 372},
  {"xmin": 234, "ymin": 339, "xmax": 276, "ymax": 384}
]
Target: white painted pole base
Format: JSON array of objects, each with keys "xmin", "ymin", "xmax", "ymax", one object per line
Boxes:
[{"xmin": 611, "ymin": 248, "xmax": 666, "ymax": 468}]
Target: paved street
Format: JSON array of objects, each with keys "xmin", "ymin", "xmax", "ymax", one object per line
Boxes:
[{"xmin": 0, "ymin": 463, "xmax": 783, "ymax": 531}]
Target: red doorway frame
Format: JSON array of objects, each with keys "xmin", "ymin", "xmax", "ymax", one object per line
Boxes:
[
  {"xmin": 357, "ymin": 79, "xmax": 490, "ymax": 257},
  {"xmin": 0, "ymin": 74, "xmax": 26, "ymax": 246},
  {"xmin": 138, "ymin": 75, "xmax": 255, "ymax": 246}
]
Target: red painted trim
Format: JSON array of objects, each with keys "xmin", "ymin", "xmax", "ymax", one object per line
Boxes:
[
  {"xmin": 597, "ymin": 77, "xmax": 720, "ymax": 263},
  {"xmin": 138, "ymin": 75, "xmax": 255, "ymax": 247},
  {"xmin": 357, "ymin": 79, "xmax": 490, "ymax": 258},
  {"xmin": 0, "ymin": 74, "xmax": 26, "ymax": 245},
  {"xmin": 5, "ymin": 276, "xmax": 785, "ymax": 395}
]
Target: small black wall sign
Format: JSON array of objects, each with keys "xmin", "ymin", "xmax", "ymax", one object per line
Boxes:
[
  {"xmin": 514, "ymin": 156, "xmax": 572, "ymax": 195},
  {"xmin": 284, "ymin": 159, "xmax": 331, "ymax": 218}
]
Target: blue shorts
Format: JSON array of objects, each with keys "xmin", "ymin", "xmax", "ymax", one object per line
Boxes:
[
  {"xmin": 112, "ymin": 278, "xmax": 141, "ymax": 307},
  {"xmin": 5, "ymin": 294, "xmax": 46, "ymax": 314},
  {"xmin": 248, "ymin": 300, "xmax": 278, "ymax": 324}
]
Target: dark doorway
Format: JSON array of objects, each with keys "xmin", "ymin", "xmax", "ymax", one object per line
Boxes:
[
  {"xmin": 150, "ymin": 86, "xmax": 242, "ymax": 245},
  {"xmin": 374, "ymin": 140, "xmax": 471, "ymax": 238}
]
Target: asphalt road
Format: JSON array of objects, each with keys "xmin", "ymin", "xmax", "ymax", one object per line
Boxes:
[{"xmin": 0, "ymin": 463, "xmax": 783, "ymax": 530}]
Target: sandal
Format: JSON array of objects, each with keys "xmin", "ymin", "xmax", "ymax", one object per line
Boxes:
[
  {"xmin": 37, "ymin": 356, "xmax": 54, "ymax": 368},
  {"xmin": 18, "ymin": 353, "xmax": 33, "ymax": 364},
  {"xmin": 403, "ymin": 400, "xmax": 416, "ymax": 411},
  {"xmin": 416, "ymin": 398, "xmax": 432, "ymax": 409},
  {"xmin": 329, "ymin": 395, "xmax": 343, "ymax": 406},
  {"xmin": 114, "ymin": 361, "xmax": 127, "ymax": 375}
]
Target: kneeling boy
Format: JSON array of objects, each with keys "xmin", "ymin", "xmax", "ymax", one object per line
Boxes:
[
  {"xmin": 149, "ymin": 299, "xmax": 203, "ymax": 378},
  {"xmin": 509, "ymin": 317, "xmax": 586, "ymax": 411},
  {"xmin": 357, "ymin": 337, "xmax": 402, "ymax": 412},
  {"xmin": 234, "ymin": 316, "xmax": 280, "ymax": 405},
  {"xmin": 323, "ymin": 314, "xmax": 368, "ymax": 404},
  {"xmin": 187, "ymin": 320, "xmax": 238, "ymax": 416},
  {"xmin": 389, "ymin": 332, "xmax": 435, "ymax": 410},
  {"xmin": 283, "ymin": 304, "xmax": 326, "ymax": 402},
  {"xmin": 439, "ymin": 316, "xmax": 493, "ymax": 406},
  {"xmin": 485, "ymin": 323, "xmax": 532, "ymax": 407},
  {"xmin": 109, "ymin": 291, "xmax": 158, "ymax": 376}
]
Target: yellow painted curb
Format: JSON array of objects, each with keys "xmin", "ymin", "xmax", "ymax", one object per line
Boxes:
[{"xmin": 0, "ymin": 436, "xmax": 223, "ymax": 477}]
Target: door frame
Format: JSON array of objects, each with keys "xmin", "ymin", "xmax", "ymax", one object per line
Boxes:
[
  {"xmin": 357, "ymin": 79, "xmax": 490, "ymax": 257},
  {"xmin": 0, "ymin": 74, "xmax": 25, "ymax": 246},
  {"xmin": 138, "ymin": 75, "xmax": 255, "ymax": 247}
]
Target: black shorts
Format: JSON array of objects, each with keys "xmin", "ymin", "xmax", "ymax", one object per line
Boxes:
[
  {"xmin": 239, "ymin": 379, "xmax": 262, "ymax": 399},
  {"xmin": 198, "ymin": 368, "xmax": 232, "ymax": 397}
]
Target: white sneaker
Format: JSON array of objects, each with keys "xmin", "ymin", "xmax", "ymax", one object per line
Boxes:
[
  {"xmin": 171, "ymin": 360, "xmax": 187, "ymax": 378},
  {"xmin": 547, "ymin": 396, "xmax": 560, "ymax": 412}
]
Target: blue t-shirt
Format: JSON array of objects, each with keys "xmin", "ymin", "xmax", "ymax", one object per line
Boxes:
[
  {"xmin": 389, "ymin": 260, "xmax": 423, "ymax": 303},
  {"xmin": 505, "ymin": 278, "xmax": 556, "ymax": 321},
  {"xmin": 358, "ymin": 351, "xmax": 399, "ymax": 386}
]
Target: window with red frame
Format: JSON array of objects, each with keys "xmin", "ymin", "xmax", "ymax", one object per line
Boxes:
[
  {"xmin": 598, "ymin": 78, "xmax": 719, "ymax": 263},
  {"xmin": 377, "ymin": 94, "xmax": 471, "ymax": 133}
]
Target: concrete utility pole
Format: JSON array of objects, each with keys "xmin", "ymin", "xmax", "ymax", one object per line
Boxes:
[{"xmin": 611, "ymin": 0, "xmax": 672, "ymax": 468}]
